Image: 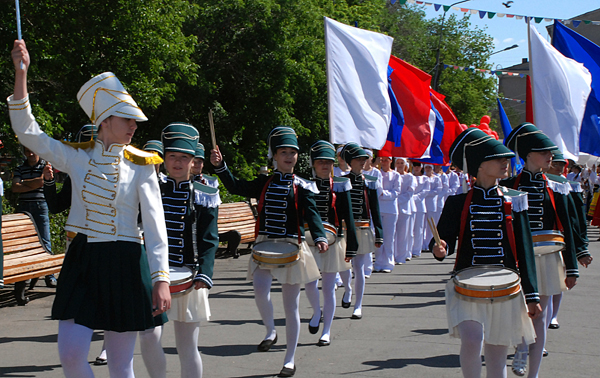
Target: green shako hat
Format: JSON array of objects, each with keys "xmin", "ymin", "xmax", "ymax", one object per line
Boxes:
[
  {"xmin": 310, "ymin": 140, "xmax": 336, "ymax": 163},
  {"xmin": 552, "ymin": 149, "xmax": 566, "ymax": 163},
  {"xmin": 144, "ymin": 140, "xmax": 164, "ymax": 158},
  {"xmin": 161, "ymin": 123, "xmax": 199, "ymax": 155},
  {"xmin": 74, "ymin": 124, "xmax": 98, "ymax": 143},
  {"xmin": 340, "ymin": 142, "xmax": 368, "ymax": 165},
  {"xmin": 195, "ymin": 142, "xmax": 205, "ymax": 159},
  {"xmin": 504, "ymin": 123, "xmax": 557, "ymax": 162},
  {"xmin": 267, "ymin": 126, "xmax": 299, "ymax": 158},
  {"xmin": 450, "ymin": 128, "xmax": 514, "ymax": 178}
]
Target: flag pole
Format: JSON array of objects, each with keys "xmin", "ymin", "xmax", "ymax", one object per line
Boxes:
[
  {"xmin": 527, "ymin": 18, "xmax": 536, "ymax": 124},
  {"xmin": 324, "ymin": 17, "xmax": 334, "ymax": 145},
  {"xmin": 15, "ymin": 0, "xmax": 23, "ymax": 70}
]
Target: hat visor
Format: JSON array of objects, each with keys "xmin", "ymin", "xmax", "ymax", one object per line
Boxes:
[{"xmin": 96, "ymin": 103, "xmax": 148, "ymax": 125}]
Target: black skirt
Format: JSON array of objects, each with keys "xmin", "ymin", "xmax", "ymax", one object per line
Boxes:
[{"xmin": 52, "ymin": 234, "xmax": 166, "ymax": 332}]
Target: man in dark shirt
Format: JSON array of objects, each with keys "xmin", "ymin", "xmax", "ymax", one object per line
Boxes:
[{"xmin": 12, "ymin": 146, "xmax": 56, "ymax": 288}]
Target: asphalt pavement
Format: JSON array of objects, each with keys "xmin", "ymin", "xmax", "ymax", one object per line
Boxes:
[{"xmin": 1, "ymin": 228, "xmax": 599, "ymax": 377}]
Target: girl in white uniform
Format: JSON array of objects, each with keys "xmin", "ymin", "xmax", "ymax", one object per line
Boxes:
[
  {"xmin": 423, "ymin": 164, "xmax": 442, "ymax": 250},
  {"xmin": 434, "ymin": 165, "xmax": 450, "ymax": 223},
  {"xmin": 411, "ymin": 162, "xmax": 430, "ymax": 257},
  {"xmin": 361, "ymin": 149, "xmax": 382, "ymax": 277},
  {"xmin": 394, "ymin": 158, "xmax": 416, "ymax": 264},
  {"xmin": 374, "ymin": 155, "xmax": 401, "ymax": 272}
]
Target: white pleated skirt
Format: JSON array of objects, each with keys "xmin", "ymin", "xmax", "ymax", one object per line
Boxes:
[
  {"xmin": 356, "ymin": 227, "xmax": 375, "ymax": 255},
  {"xmin": 167, "ymin": 287, "xmax": 211, "ymax": 323},
  {"xmin": 535, "ymin": 253, "xmax": 567, "ymax": 296},
  {"xmin": 445, "ymin": 280, "xmax": 536, "ymax": 347},
  {"xmin": 247, "ymin": 235, "xmax": 321, "ymax": 285},
  {"xmin": 309, "ymin": 236, "xmax": 352, "ymax": 273}
]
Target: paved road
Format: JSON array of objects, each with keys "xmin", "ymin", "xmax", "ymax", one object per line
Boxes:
[{"xmin": 1, "ymin": 228, "xmax": 599, "ymax": 377}]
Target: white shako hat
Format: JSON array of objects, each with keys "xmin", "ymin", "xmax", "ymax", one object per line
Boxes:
[{"xmin": 77, "ymin": 72, "xmax": 148, "ymax": 125}]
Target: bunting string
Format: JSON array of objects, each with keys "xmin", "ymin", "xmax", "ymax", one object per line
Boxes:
[
  {"xmin": 499, "ymin": 96, "xmax": 526, "ymax": 104},
  {"xmin": 391, "ymin": 0, "xmax": 600, "ymax": 27},
  {"xmin": 443, "ymin": 64, "xmax": 527, "ymax": 77}
]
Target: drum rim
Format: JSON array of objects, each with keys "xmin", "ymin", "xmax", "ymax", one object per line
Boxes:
[
  {"xmin": 453, "ymin": 266, "xmax": 521, "ymax": 290},
  {"xmin": 171, "ymin": 284, "xmax": 194, "ymax": 298},
  {"xmin": 169, "ymin": 266, "xmax": 194, "ymax": 285},
  {"xmin": 531, "ymin": 230, "xmax": 564, "ymax": 237},
  {"xmin": 253, "ymin": 240, "xmax": 299, "ymax": 255},
  {"xmin": 455, "ymin": 289, "xmax": 522, "ymax": 303},
  {"xmin": 253, "ymin": 258, "xmax": 301, "ymax": 269},
  {"xmin": 533, "ymin": 241, "xmax": 566, "ymax": 256}
]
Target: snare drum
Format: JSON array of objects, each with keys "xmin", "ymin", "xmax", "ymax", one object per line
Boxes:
[
  {"xmin": 304, "ymin": 222, "xmax": 337, "ymax": 246},
  {"xmin": 531, "ymin": 230, "xmax": 565, "ymax": 256},
  {"xmin": 453, "ymin": 266, "xmax": 521, "ymax": 303},
  {"xmin": 170, "ymin": 266, "xmax": 194, "ymax": 297},
  {"xmin": 252, "ymin": 241, "xmax": 300, "ymax": 268},
  {"xmin": 355, "ymin": 220, "xmax": 370, "ymax": 229}
]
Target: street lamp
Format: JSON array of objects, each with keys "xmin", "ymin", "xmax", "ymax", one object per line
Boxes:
[
  {"xmin": 490, "ymin": 44, "xmax": 519, "ymax": 56},
  {"xmin": 432, "ymin": 0, "xmax": 472, "ymax": 91}
]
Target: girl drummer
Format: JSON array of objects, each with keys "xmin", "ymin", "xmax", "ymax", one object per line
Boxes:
[
  {"xmin": 210, "ymin": 126, "xmax": 327, "ymax": 377},
  {"xmin": 138, "ymin": 123, "xmax": 219, "ymax": 378},
  {"xmin": 339, "ymin": 143, "xmax": 383, "ymax": 320},
  {"xmin": 502, "ymin": 124, "xmax": 590, "ymax": 377},
  {"xmin": 303, "ymin": 140, "xmax": 358, "ymax": 346},
  {"xmin": 431, "ymin": 128, "xmax": 542, "ymax": 378},
  {"xmin": 10, "ymin": 40, "xmax": 170, "ymax": 378}
]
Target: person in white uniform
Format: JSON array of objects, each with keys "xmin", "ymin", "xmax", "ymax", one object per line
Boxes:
[
  {"xmin": 423, "ymin": 164, "xmax": 442, "ymax": 250},
  {"xmin": 411, "ymin": 162, "xmax": 430, "ymax": 257},
  {"xmin": 373, "ymin": 155, "xmax": 400, "ymax": 272},
  {"xmin": 361, "ymin": 149, "xmax": 382, "ymax": 277},
  {"xmin": 394, "ymin": 158, "xmax": 416, "ymax": 264},
  {"xmin": 434, "ymin": 165, "xmax": 450, "ymax": 222}
]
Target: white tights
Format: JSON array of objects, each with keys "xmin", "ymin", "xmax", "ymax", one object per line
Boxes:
[
  {"xmin": 351, "ymin": 254, "xmax": 370, "ymax": 311},
  {"xmin": 339, "ymin": 269, "xmax": 352, "ymax": 304},
  {"xmin": 457, "ymin": 320, "xmax": 509, "ymax": 378},
  {"xmin": 139, "ymin": 322, "xmax": 203, "ymax": 378},
  {"xmin": 305, "ymin": 273, "xmax": 337, "ymax": 342},
  {"xmin": 253, "ymin": 268, "xmax": 301, "ymax": 368},
  {"xmin": 515, "ymin": 295, "xmax": 550, "ymax": 378},
  {"xmin": 58, "ymin": 319, "xmax": 136, "ymax": 378}
]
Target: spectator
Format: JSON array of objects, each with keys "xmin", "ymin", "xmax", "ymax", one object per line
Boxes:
[{"xmin": 12, "ymin": 146, "xmax": 56, "ymax": 288}]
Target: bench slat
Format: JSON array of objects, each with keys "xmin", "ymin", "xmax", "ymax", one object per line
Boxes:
[
  {"xmin": 5, "ymin": 255, "xmax": 64, "ymax": 272},
  {"xmin": 4, "ymin": 266, "xmax": 64, "ymax": 285},
  {"xmin": 4, "ymin": 248, "xmax": 48, "ymax": 260}
]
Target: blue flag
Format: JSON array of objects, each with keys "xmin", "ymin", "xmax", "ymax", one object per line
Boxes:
[
  {"xmin": 386, "ymin": 65, "xmax": 404, "ymax": 147},
  {"xmin": 552, "ymin": 20, "xmax": 600, "ymax": 157},
  {"xmin": 497, "ymin": 99, "xmax": 522, "ymax": 174}
]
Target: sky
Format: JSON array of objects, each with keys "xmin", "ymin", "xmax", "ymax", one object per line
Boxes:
[{"xmin": 419, "ymin": 0, "xmax": 600, "ymax": 70}]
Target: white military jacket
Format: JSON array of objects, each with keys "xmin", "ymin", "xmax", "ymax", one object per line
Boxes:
[{"xmin": 8, "ymin": 95, "xmax": 169, "ymax": 284}]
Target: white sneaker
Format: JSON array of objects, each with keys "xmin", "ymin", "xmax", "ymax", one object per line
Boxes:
[{"xmin": 512, "ymin": 348, "xmax": 528, "ymax": 376}]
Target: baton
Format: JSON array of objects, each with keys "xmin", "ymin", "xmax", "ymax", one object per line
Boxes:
[
  {"xmin": 427, "ymin": 217, "xmax": 442, "ymax": 246},
  {"xmin": 208, "ymin": 109, "xmax": 216, "ymax": 149},
  {"xmin": 16, "ymin": 0, "xmax": 24, "ymax": 70}
]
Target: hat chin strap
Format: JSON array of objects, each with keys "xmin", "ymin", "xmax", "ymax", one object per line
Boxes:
[{"xmin": 462, "ymin": 145, "xmax": 469, "ymax": 193}]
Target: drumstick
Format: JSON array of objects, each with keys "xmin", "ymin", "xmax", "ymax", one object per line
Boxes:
[
  {"xmin": 428, "ymin": 217, "xmax": 442, "ymax": 246},
  {"xmin": 208, "ymin": 109, "xmax": 216, "ymax": 149}
]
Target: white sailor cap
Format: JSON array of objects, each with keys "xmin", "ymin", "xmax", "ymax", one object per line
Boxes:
[{"xmin": 77, "ymin": 72, "xmax": 147, "ymax": 125}]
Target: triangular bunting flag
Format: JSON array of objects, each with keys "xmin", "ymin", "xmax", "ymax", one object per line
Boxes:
[
  {"xmin": 434, "ymin": 4, "xmax": 441, "ymax": 11},
  {"xmin": 573, "ymin": 20, "xmax": 581, "ymax": 27},
  {"xmin": 535, "ymin": 17, "xmax": 543, "ymax": 23},
  {"xmin": 479, "ymin": 10, "xmax": 486, "ymax": 19},
  {"xmin": 584, "ymin": 20, "xmax": 591, "ymax": 25},
  {"xmin": 443, "ymin": 5, "xmax": 451, "ymax": 11},
  {"xmin": 488, "ymin": 12, "xmax": 496, "ymax": 19}
]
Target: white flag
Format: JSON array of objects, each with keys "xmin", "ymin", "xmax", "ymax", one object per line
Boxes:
[
  {"xmin": 325, "ymin": 17, "xmax": 393, "ymax": 150},
  {"xmin": 529, "ymin": 23, "xmax": 592, "ymax": 160}
]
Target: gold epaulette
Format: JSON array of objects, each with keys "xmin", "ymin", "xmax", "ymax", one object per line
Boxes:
[
  {"xmin": 61, "ymin": 140, "xmax": 95, "ymax": 150},
  {"xmin": 124, "ymin": 145, "xmax": 164, "ymax": 165}
]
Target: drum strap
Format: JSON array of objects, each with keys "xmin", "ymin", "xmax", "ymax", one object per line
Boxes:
[
  {"xmin": 498, "ymin": 188, "xmax": 519, "ymax": 268},
  {"xmin": 362, "ymin": 174, "xmax": 371, "ymax": 222},
  {"xmin": 255, "ymin": 175, "xmax": 275, "ymax": 240},
  {"xmin": 455, "ymin": 189, "xmax": 474, "ymax": 271},
  {"xmin": 329, "ymin": 177, "xmax": 338, "ymax": 227},
  {"xmin": 293, "ymin": 178, "xmax": 302, "ymax": 244}
]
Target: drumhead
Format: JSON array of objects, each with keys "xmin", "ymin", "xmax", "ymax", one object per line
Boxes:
[
  {"xmin": 170, "ymin": 266, "xmax": 194, "ymax": 285},
  {"xmin": 531, "ymin": 230, "xmax": 564, "ymax": 238},
  {"xmin": 533, "ymin": 241, "xmax": 566, "ymax": 256},
  {"xmin": 253, "ymin": 241, "xmax": 299, "ymax": 255},
  {"xmin": 453, "ymin": 266, "xmax": 520, "ymax": 290}
]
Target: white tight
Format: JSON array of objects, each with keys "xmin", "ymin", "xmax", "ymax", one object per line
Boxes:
[
  {"xmin": 516, "ymin": 295, "xmax": 550, "ymax": 378},
  {"xmin": 58, "ymin": 319, "xmax": 136, "ymax": 378},
  {"xmin": 304, "ymin": 273, "xmax": 337, "ymax": 341},
  {"xmin": 549, "ymin": 292, "xmax": 563, "ymax": 323},
  {"xmin": 139, "ymin": 322, "xmax": 203, "ymax": 378},
  {"xmin": 139, "ymin": 326, "xmax": 166, "ymax": 378},
  {"xmin": 351, "ymin": 254, "xmax": 370, "ymax": 311},
  {"xmin": 339, "ymin": 269, "xmax": 352, "ymax": 304},
  {"xmin": 457, "ymin": 320, "xmax": 509, "ymax": 378},
  {"xmin": 253, "ymin": 268, "xmax": 301, "ymax": 368}
]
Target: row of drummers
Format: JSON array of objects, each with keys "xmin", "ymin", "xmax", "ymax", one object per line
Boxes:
[{"xmin": 431, "ymin": 124, "xmax": 592, "ymax": 378}]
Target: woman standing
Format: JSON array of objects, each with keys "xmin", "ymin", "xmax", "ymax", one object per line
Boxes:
[
  {"xmin": 394, "ymin": 158, "xmax": 416, "ymax": 265},
  {"xmin": 423, "ymin": 164, "xmax": 442, "ymax": 251},
  {"xmin": 373, "ymin": 155, "xmax": 400, "ymax": 272},
  {"xmin": 432, "ymin": 128, "xmax": 541, "ymax": 378},
  {"xmin": 411, "ymin": 162, "xmax": 430, "ymax": 258},
  {"xmin": 9, "ymin": 40, "xmax": 170, "ymax": 378},
  {"xmin": 303, "ymin": 141, "xmax": 357, "ymax": 346},
  {"xmin": 210, "ymin": 127, "xmax": 327, "ymax": 377}
]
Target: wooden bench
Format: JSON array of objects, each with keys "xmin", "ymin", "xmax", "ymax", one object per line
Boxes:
[
  {"xmin": 2, "ymin": 212, "xmax": 64, "ymax": 305},
  {"xmin": 217, "ymin": 201, "xmax": 257, "ymax": 257}
]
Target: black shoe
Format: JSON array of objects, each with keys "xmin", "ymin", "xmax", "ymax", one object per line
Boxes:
[
  {"xmin": 308, "ymin": 314, "xmax": 322, "ymax": 334},
  {"xmin": 94, "ymin": 357, "xmax": 107, "ymax": 366},
  {"xmin": 16, "ymin": 296, "xmax": 30, "ymax": 306},
  {"xmin": 278, "ymin": 366, "xmax": 296, "ymax": 377},
  {"xmin": 257, "ymin": 334, "xmax": 277, "ymax": 352},
  {"xmin": 543, "ymin": 349, "xmax": 549, "ymax": 357},
  {"xmin": 317, "ymin": 338, "xmax": 331, "ymax": 347},
  {"xmin": 45, "ymin": 275, "xmax": 57, "ymax": 288},
  {"xmin": 548, "ymin": 323, "xmax": 559, "ymax": 329},
  {"xmin": 341, "ymin": 293, "xmax": 351, "ymax": 308}
]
